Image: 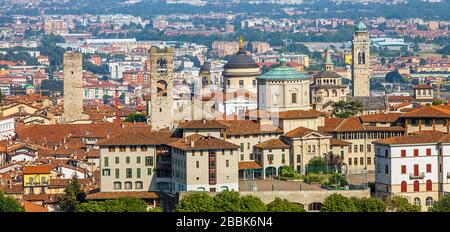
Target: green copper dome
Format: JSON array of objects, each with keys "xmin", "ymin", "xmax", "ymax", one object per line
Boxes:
[
  {"xmin": 356, "ymin": 20, "xmax": 367, "ymax": 32},
  {"xmin": 257, "ymin": 61, "xmax": 310, "ymax": 80}
]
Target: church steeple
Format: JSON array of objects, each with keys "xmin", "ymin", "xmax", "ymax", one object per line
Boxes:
[{"xmin": 323, "ymin": 48, "xmax": 334, "ymax": 71}]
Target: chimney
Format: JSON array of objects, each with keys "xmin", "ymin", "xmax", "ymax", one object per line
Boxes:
[{"xmin": 190, "ymin": 139, "xmax": 195, "ymax": 148}]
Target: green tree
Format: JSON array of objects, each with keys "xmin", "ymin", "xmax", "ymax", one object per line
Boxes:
[
  {"xmin": 239, "ymin": 195, "xmax": 267, "ymax": 212},
  {"xmin": 428, "ymin": 195, "xmax": 450, "ymax": 212},
  {"xmin": 331, "ymin": 101, "xmax": 363, "ymax": 118},
  {"xmin": 307, "ymin": 157, "xmax": 326, "ymax": 173},
  {"xmin": 0, "ymin": 192, "xmax": 25, "ymax": 212},
  {"xmin": 60, "ymin": 174, "xmax": 86, "ymax": 212},
  {"xmin": 176, "ymin": 192, "xmax": 215, "ymax": 212},
  {"xmin": 213, "ymin": 190, "xmax": 242, "ymax": 212},
  {"xmin": 320, "ymin": 194, "xmax": 358, "ymax": 212},
  {"xmin": 75, "ymin": 201, "xmax": 105, "ymax": 212},
  {"xmin": 351, "ymin": 197, "xmax": 386, "ymax": 212},
  {"xmin": 386, "ymin": 196, "xmax": 420, "ymax": 212},
  {"xmin": 125, "ymin": 113, "xmax": 146, "ymax": 122},
  {"xmin": 266, "ymin": 197, "xmax": 305, "ymax": 212},
  {"xmin": 385, "ymin": 70, "xmax": 406, "ymax": 83}
]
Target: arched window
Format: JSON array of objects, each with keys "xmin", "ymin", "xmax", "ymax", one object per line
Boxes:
[
  {"xmin": 332, "ymin": 89, "xmax": 338, "ymax": 97},
  {"xmin": 297, "ymin": 155, "xmax": 301, "ymax": 163},
  {"xmin": 125, "ymin": 181, "xmax": 133, "ymax": 190},
  {"xmin": 308, "ymin": 145, "xmax": 311, "ymax": 153},
  {"xmin": 157, "ymin": 80, "xmax": 168, "ymax": 97},
  {"xmin": 413, "ymin": 180, "xmax": 420, "ymax": 192},
  {"xmin": 401, "ymin": 181, "xmax": 407, "ymax": 192},
  {"xmin": 413, "ymin": 197, "xmax": 421, "ymax": 208},
  {"xmin": 308, "ymin": 202, "xmax": 323, "ymax": 211},
  {"xmin": 426, "ymin": 180, "xmax": 432, "ymax": 191},
  {"xmin": 196, "ymin": 187, "xmax": 206, "ymax": 191},
  {"xmin": 312, "ymin": 145, "xmax": 316, "ymax": 152},
  {"xmin": 358, "ymin": 50, "xmax": 366, "ymax": 64},
  {"xmin": 325, "ymin": 90, "xmax": 329, "ymax": 97},
  {"xmin": 135, "ymin": 181, "xmax": 143, "ymax": 190},
  {"xmin": 291, "ymin": 92, "xmax": 297, "ymax": 104},
  {"xmin": 113, "ymin": 181, "xmax": 121, "ymax": 190},
  {"xmin": 426, "ymin": 197, "xmax": 433, "ymax": 207}
]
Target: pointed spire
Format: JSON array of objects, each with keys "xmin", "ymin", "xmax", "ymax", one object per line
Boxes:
[{"xmin": 323, "ymin": 48, "xmax": 334, "ymax": 71}]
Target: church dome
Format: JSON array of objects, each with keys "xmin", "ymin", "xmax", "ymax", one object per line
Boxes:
[
  {"xmin": 223, "ymin": 49, "xmax": 259, "ymax": 69},
  {"xmin": 356, "ymin": 21, "xmax": 367, "ymax": 32},
  {"xmin": 257, "ymin": 60, "xmax": 310, "ymax": 80},
  {"xmin": 200, "ymin": 61, "xmax": 211, "ymax": 73}
]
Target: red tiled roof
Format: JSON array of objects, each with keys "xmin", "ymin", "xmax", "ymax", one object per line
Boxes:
[
  {"xmin": 23, "ymin": 165, "xmax": 51, "ymax": 174},
  {"xmin": 169, "ymin": 134, "xmax": 239, "ymax": 151},
  {"xmin": 86, "ymin": 191, "xmax": 160, "ymax": 200},
  {"xmin": 413, "ymin": 84, "xmax": 433, "ymax": 89},
  {"xmin": 22, "ymin": 201, "xmax": 48, "ymax": 212},
  {"xmin": 178, "ymin": 120, "xmax": 229, "ymax": 129},
  {"xmin": 400, "ymin": 105, "xmax": 450, "ymax": 118},
  {"xmin": 330, "ymin": 138, "xmax": 352, "ymax": 146},
  {"xmin": 374, "ymin": 130, "xmax": 449, "ymax": 145},
  {"xmin": 283, "ymin": 126, "xmax": 328, "ymax": 138},
  {"xmin": 359, "ymin": 113, "xmax": 401, "ymax": 123},
  {"xmin": 219, "ymin": 120, "xmax": 283, "ymax": 136},
  {"xmin": 97, "ymin": 130, "xmax": 161, "ymax": 146},
  {"xmin": 254, "ymin": 139, "xmax": 290, "ymax": 149},
  {"xmin": 239, "ymin": 161, "xmax": 263, "ymax": 170}
]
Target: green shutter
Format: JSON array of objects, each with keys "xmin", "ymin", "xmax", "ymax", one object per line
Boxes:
[
  {"xmin": 137, "ymin": 168, "xmax": 141, "ymax": 178},
  {"xmin": 240, "ymin": 143, "xmax": 244, "ymax": 152},
  {"xmin": 115, "ymin": 157, "xmax": 119, "ymax": 164},
  {"xmin": 126, "ymin": 157, "xmax": 130, "ymax": 164},
  {"xmin": 104, "ymin": 157, "xmax": 109, "ymax": 167},
  {"xmin": 147, "ymin": 168, "xmax": 152, "ymax": 175},
  {"xmin": 137, "ymin": 156, "xmax": 141, "ymax": 164},
  {"xmin": 115, "ymin": 169, "xmax": 119, "ymax": 179}
]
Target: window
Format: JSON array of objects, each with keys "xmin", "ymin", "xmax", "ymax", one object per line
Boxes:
[
  {"xmin": 426, "ymin": 164, "xmax": 432, "ymax": 173},
  {"xmin": 239, "ymin": 80, "xmax": 244, "ymax": 88},
  {"xmin": 354, "ymin": 145, "xmax": 357, "ymax": 153},
  {"xmin": 108, "ymin": 146, "xmax": 115, "ymax": 152},
  {"xmin": 297, "ymin": 155, "xmax": 301, "ymax": 163},
  {"xmin": 401, "ymin": 150, "xmax": 406, "ymax": 157},
  {"xmin": 401, "ymin": 181, "xmax": 407, "ymax": 192},
  {"xmin": 119, "ymin": 146, "xmax": 126, "ymax": 152},
  {"xmin": 413, "ymin": 197, "xmax": 421, "ymax": 207},
  {"xmin": 360, "ymin": 145, "xmax": 364, "ymax": 153},
  {"xmin": 102, "ymin": 169, "xmax": 110, "ymax": 176},
  {"xmin": 227, "ymin": 80, "xmax": 231, "ymax": 87},
  {"xmin": 385, "ymin": 165, "xmax": 389, "ymax": 174},
  {"xmin": 377, "ymin": 164, "xmax": 381, "ymax": 173},
  {"xmin": 115, "ymin": 169, "xmax": 119, "ymax": 179},
  {"xmin": 367, "ymin": 157, "xmax": 371, "ymax": 165},
  {"xmin": 426, "ymin": 149, "xmax": 431, "ymax": 156},
  {"xmin": 240, "ymin": 143, "xmax": 244, "ymax": 152},
  {"xmin": 385, "ymin": 150, "xmax": 389, "ymax": 157},
  {"xmin": 252, "ymin": 79, "xmax": 256, "ymax": 87},
  {"xmin": 426, "ymin": 197, "xmax": 434, "ymax": 207},
  {"xmin": 367, "ymin": 144, "xmax": 371, "ymax": 152},
  {"xmin": 115, "ymin": 157, "xmax": 119, "ymax": 164},
  {"xmin": 348, "ymin": 146, "xmax": 352, "ymax": 153},
  {"xmin": 104, "ymin": 157, "xmax": 109, "ymax": 167},
  {"xmin": 413, "ymin": 180, "xmax": 419, "ymax": 192},
  {"xmin": 145, "ymin": 156, "xmax": 154, "ymax": 166},
  {"xmin": 282, "ymin": 154, "xmax": 286, "ymax": 164},
  {"xmin": 240, "ymin": 154, "xmax": 244, "ymax": 161},
  {"xmin": 291, "ymin": 93, "xmax": 297, "ymax": 104},
  {"xmin": 126, "ymin": 168, "xmax": 132, "ymax": 178},
  {"xmin": 360, "ymin": 157, "xmax": 364, "ymax": 165},
  {"xmin": 124, "ymin": 181, "xmax": 132, "ymax": 190},
  {"xmin": 354, "ymin": 157, "xmax": 358, "ymax": 165},
  {"xmin": 226, "ymin": 160, "xmax": 229, "ymax": 167},
  {"xmin": 113, "ymin": 182, "xmax": 121, "ymax": 190},
  {"xmin": 414, "ymin": 149, "xmax": 419, "ymax": 157},
  {"xmin": 426, "ymin": 180, "xmax": 432, "ymax": 191},
  {"xmin": 126, "ymin": 156, "xmax": 130, "ymax": 164},
  {"xmin": 137, "ymin": 156, "xmax": 141, "ymax": 164},
  {"xmin": 196, "ymin": 161, "xmax": 199, "ymax": 168},
  {"xmin": 135, "ymin": 181, "xmax": 143, "ymax": 190},
  {"xmin": 401, "ymin": 165, "xmax": 406, "ymax": 174},
  {"xmin": 147, "ymin": 168, "xmax": 152, "ymax": 176},
  {"xmin": 130, "ymin": 146, "xmax": 137, "ymax": 152},
  {"xmin": 247, "ymin": 143, "xmax": 250, "ymax": 149},
  {"xmin": 141, "ymin": 146, "xmax": 147, "ymax": 151},
  {"xmin": 137, "ymin": 168, "xmax": 141, "ymax": 178},
  {"xmin": 414, "ymin": 164, "xmax": 419, "ymax": 176},
  {"xmin": 348, "ymin": 158, "xmax": 352, "ymax": 166}
]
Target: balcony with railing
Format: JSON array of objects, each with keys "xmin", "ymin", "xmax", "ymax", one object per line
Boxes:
[{"xmin": 409, "ymin": 172, "xmax": 425, "ymax": 179}]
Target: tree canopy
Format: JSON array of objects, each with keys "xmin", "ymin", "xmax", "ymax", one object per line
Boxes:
[
  {"xmin": 331, "ymin": 101, "xmax": 363, "ymax": 118},
  {"xmin": 266, "ymin": 197, "xmax": 305, "ymax": 212},
  {"xmin": 428, "ymin": 195, "xmax": 450, "ymax": 212},
  {"xmin": 0, "ymin": 192, "xmax": 25, "ymax": 212},
  {"xmin": 320, "ymin": 193, "xmax": 358, "ymax": 212},
  {"xmin": 75, "ymin": 197, "xmax": 156, "ymax": 212},
  {"xmin": 386, "ymin": 196, "xmax": 420, "ymax": 212},
  {"xmin": 60, "ymin": 174, "xmax": 86, "ymax": 212}
]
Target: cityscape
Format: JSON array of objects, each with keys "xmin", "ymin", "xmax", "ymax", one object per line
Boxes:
[{"xmin": 0, "ymin": 0, "xmax": 449, "ymax": 214}]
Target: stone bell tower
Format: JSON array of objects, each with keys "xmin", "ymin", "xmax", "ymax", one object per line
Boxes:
[
  {"xmin": 62, "ymin": 51, "xmax": 85, "ymax": 123},
  {"xmin": 149, "ymin": 46, "xmax": 174, "ymax": 131},
  {"xmin": 351, "ymin": 18, "xmax": 370, "ymax": 97}
]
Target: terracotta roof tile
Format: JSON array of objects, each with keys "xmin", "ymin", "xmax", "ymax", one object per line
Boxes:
[
  {"xmin": 86, "ymin": 191, "xmax": 160, "ymax": 200},
  {"xmin": 374, "ymin": 130, "xmax": 448, "ymax": 145},
  {"xmin": 330, "ymin": 138, "xmax": 352, "ymax": 146},
  {"xmin": 219, "ymin": 120, "xmax": 283, "ymax": 136},
  {"xmin": 22, "ymin": 201, "xmax": 48, "ymax": 212},
  {"xmin": 360, "ymin": 113, "xmax": 402, "ymax": 123},
  {"xmin": 254, "ymin": 138, "xmax": 290, "ymax": 149},
  {"xmin": 400, "ymin": 105, "xmax": 450, "ymax": 118},
  {"xmin": 169, "ymin": 134, "xmax": 239, "ymax": 151},
  {"xmin": 97, "ymin": 130, "xmax": 161, "ymax": 146},
  {"xmin": 239, "ymin": 161, "xmax": 263, "ymax": 170},
  {"xmin": 178, "ymin": 120, "xmax": 229, "ymax": 129},
  {"xmin": 283, "ymin": 126, "xmax": 328, "ymax": 138},
  {"xmin": 413, "ymin": 84, "xmax": 433, "ymax": 89},
  {"xmin": 23, "ymin": 165, "xmax": 52, "ymax": 174}
]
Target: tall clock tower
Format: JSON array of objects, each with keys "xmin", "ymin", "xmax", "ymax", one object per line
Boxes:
[
  {"xmin": 149, "ymin": 46, "xmax": 174, "ymax": 131},
  {"xmin": 351, "ymin": 19, "xmax": 370, "ymax": 97}
]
